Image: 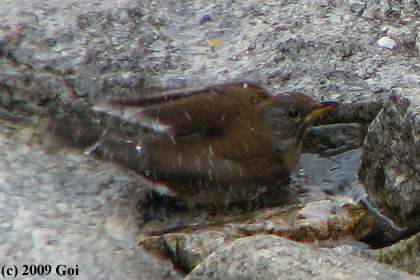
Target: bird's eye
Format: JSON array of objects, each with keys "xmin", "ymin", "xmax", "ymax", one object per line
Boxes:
[{"xmin": 288, "ymin": 109, "xmax": 300, "ymax": 119}]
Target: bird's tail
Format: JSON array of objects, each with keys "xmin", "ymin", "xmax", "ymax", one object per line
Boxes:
[{"xmin": 45, "ymin": 116, "xmax": 147, "ymax": 174}]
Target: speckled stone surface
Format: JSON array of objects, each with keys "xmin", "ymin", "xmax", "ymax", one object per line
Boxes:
[
  {"xmin": 2, "ymin": 0, "xmax": 420, "ymax": 279},
  {"xmin": 0, "ymin": 120, "xmax": 176, "ymax": 279},
  {"xmin": 359, "ymin": 88, "xmax": 420, "ymax": 230},
  {"xmin": 2, "ymin": 0, "xmax": 420, "ymax": 116},
  {"xmin": 363, "ymin": 230, "xmax": 420, "ymax": 276},
  {"xmin": 186, "ymin": 235, "xmax": 420, "ymax": 280}
]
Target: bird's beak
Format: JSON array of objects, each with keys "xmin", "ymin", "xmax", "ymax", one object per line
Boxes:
[{"xmin": 304, "ymin": 101, "xmax": 339, "ymax": 122}]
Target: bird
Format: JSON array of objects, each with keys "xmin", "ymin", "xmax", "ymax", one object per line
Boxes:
[{"xmin": 48, "ymin": 82, "xmax": 338, "ymax": 210}]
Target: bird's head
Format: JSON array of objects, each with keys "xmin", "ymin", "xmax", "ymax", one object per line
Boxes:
[{"xmin": 259, "ymin": 92, "xmax": 339, "ymax": 144}]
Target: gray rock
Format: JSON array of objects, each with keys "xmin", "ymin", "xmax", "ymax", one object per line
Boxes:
[
  {"xmin": 186, "ymin": 234, "xmax": 419, "ymax": 280},
  {"xmin": 2, "ymin": 0, "xmax": 420, "ymax": 118},
  {"xmin": 0, "ymin": 119, "xmax": 176, "ymax": 279},
  {"xmin": 140, "ymin": 195, "xmax": 368, "ymax": 272},
  {"xmin": 359, "ymin": 88, "xmax": 420, "ymax": 231},
  {"xmin": 2, "ymin": 0, "xmax": 420, "ymax": 278}
]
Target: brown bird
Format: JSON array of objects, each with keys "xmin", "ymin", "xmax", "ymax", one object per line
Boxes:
[
  {"xmin": 90, "ymin": 82, "xmax": 338, "ymax": 206},
  {"xmin": 48, "ymin": 82, "xmax": 338, "ymax": 210}
]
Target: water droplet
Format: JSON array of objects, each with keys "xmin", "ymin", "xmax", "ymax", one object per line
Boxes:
[
  {"xmin": 135, "ymin": 145, "xmax": 143, "ymax": 153},
  {"xmin": 84, "ymin": 142, "xmax": 101, "ymax": 155},
  {"xmin": 297, "ymin": 167, "xmax": 306, "ymax": 177}
]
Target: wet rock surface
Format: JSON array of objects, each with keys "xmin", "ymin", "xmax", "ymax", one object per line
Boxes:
[
  {"xmin": 140, "ymin": 195, "xmax": 368, "ymax": 272},
  {"xmin": 2, "ymin": 0, "xmax": 420, "ymax": 279}
]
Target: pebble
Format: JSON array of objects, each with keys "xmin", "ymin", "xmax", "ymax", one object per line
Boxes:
[{"xmin": 377, "ymin": 36, "xmax": 397, "ymax": 50}]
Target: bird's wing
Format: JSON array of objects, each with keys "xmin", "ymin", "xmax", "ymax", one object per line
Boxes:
[
  {"xmin": 143, "ymin": 135, "xmax": 289, "ymax": 185},
  {"xmin": 93, "ymin": 83, "xmax": 271, "ymax": 137}
]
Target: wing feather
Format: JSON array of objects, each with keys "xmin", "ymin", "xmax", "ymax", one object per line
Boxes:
[{"xmin": 94, "ymin": 83, "xmax": 271, "ymax": 137}]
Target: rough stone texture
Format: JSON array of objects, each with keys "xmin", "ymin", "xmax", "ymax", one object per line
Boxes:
[
  {"xmin": 186, "ymin": 234, "xmax": 420, "ymax": 280},
  {"xmin": 141, "ymin": 195, "xmax": 367, "ymax": 272},
  {"xmin": 359, "ymin": 88, "xmax": 420, "ymax": 230},
  {"xmin": 0, "ymin": 119, "xmax": 176, "ymax": 279},
  {"xmin": 2, "ymin": 0, "xmax": 420, "ymax": 279},
  {"xmin": 2, "ymin": 0, "xmax": 420, "ymax": 117},
  {"xmin": 364, "ymin": 230, "xmax": 420, "ymax": 276}
]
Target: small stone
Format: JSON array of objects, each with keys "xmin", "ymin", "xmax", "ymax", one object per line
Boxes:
[
  {"xmin": 349, "ymin": 0, "xmax": 365, "ymax": 14},
  {"xmin": 207, "ymin": 37, "xmax": 224, "ymax": 47},
  {"xmin": 377, "ymin": 36, "xmax": 397, "ymax": 49}
]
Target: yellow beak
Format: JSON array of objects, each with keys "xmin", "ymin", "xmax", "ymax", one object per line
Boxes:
[{"xmin": 304, "ymin": 101, "xmax": 339, "ymax": 122}]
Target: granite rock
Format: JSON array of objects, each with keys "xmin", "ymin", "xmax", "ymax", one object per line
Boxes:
[
  {"xmin": 0, "ymin": 119, "xmax": 177, "ymax": 279},
  {"xmin": 363, "ymin": 230, "xmax": 420, "ymax": 276},
  {"xmin": 140, "ymin": 195, "xmax": 368, "ymax": 272},
  {"xmin": 2, "ymin": 0, "xmax": 420, "ymax": 279},
  {"xmin": 2, "ymin": 0, "xmax": 420, "ymax": 117},
  {"xmin": 359, "ymin": 88, "xmax": 420, "ymax": 232},
  {"xmin": 186, "ymin": 234, "xmax": 420, "ymax": 280}
]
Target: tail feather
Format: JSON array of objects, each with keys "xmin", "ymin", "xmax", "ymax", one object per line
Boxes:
[{"xmin": 46, "ymin": 117, "xmax": 147, "ymax": 174}]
